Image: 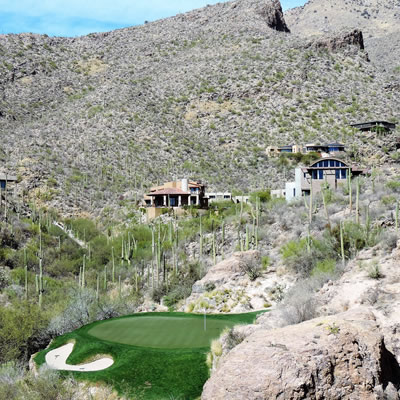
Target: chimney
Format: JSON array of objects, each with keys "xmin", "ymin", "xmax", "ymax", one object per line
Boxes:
[{"xmin": 181, "ymin": 178, "xmax": 188, "ymax": 192}]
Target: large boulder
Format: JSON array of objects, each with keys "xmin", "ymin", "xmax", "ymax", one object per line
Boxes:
[
  {"xmin": 258, "ymin": 0, "xmax": 290, "ymax": 32},
  {"xmin": 202, "ymin": 308, "xmax": 400, "ymax": 399}
]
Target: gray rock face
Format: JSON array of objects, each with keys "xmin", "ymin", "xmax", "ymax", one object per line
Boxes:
[
  {"xmin": 285, "ymin": 0, "xmax": 400, "ymax": 72},
  {"xmin": 310, "ymin": 28, "xmax": 365, "ymax": 53},
  {"xmin": 202, "ymin": 308, "xmax": 400, "ymax": 399},
  {"xmin": 258, "ymin": 0, "xmax": 290, "ymax": 32}
]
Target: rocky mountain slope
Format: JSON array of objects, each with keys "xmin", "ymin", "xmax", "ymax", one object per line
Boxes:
[
  {"xmin": 285, "ymin": 0, "xmax": 400, "ymax": 72},
  {"xmin": 0, "ymin": 0, "xmax": 399, "ymax": 217}
]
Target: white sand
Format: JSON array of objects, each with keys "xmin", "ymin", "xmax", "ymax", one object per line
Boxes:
[{"xmin": 45, "ymin": 343, "xmax": 114, "ymax": 372}]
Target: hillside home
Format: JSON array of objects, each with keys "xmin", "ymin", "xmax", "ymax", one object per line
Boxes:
[
  {"xmin": 304, "ymin": 143, "xmax": 345, "ymax": 156},
  {"xmin": 266, "ymin": 144, "xmax": 302, "ymax": 157},
  {"xmin": 0, "ymin": 174, "xmax": 17, "ymax": 190},
  {"xmin": 285, "ymin": 157, "xmax": 365, "ymax": 202},
  {"xmin": 266, "ymin": 143, "xmax": 345, "ymax": 157},
  {"xmin": 206, "ymin": 192, "xmax": 232, "ymax": 203},
  {"xmin": 144, "ymin": 179, "xmax": 207, "ymax": 219},
  {"xmin": 350, "ymin": 121, "xmax": 396, "ymax": 133}
]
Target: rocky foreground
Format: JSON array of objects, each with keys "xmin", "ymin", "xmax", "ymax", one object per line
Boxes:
[{"xmin": 201, "ymin": 242, "xmax": 400, "ymax": 399}]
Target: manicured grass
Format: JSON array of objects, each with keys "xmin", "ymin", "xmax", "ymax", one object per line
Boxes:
[
  {"xmin": 35, "ymin": 311, "xmax": 264, "ymax": 399},
  {"xmin": 88, "ymin": 315, "xmax": 238, "ymax": 349}
]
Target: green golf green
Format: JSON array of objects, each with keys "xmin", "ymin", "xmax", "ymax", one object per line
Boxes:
[
  {"xmin": 35, "ymin": 312, "xmax": 266, "ymax": 399},
  {"xmin": 88, "ymin": 315, "xmax": 237, "ymax": 348}
]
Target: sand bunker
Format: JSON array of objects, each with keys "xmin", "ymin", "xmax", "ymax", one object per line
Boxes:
[{"xmin": 45, "ymin": 343, "xmax": 114, "ymax": 372}]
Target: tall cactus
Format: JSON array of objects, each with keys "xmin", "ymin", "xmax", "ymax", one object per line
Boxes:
[
  {"xmin": 355, "ymin": 177, "xmax": 360, "ymax": 224},
  {"xmin": 347, "ymin": 168, "xmax": 353, "ymax": 212},
  {"xmin": 96, "ymin": 273, "xmax": 100, "ymax": 302},
  {"xmin": 38, "ymin": 258, "xmax": 43, "ymax": 308},
  {"xmin": 340, "ymin": 221, "xmax": 345, "ymax": 267},
  {"xmin": 304, "ymin": 181, "xmax": 317, "ymax": 225},
  {"xmin": 199, "ymin": 215, "xmax": 203, "ymax": 256},
  {"xmin": 24, "ymin": 265, "xmax": 28, "ymax": 300},
  {"xmin": 112, "ymin": 246, "xmax": 115, "ymax": 283},
  {"xmin": 81, "ymin": 255, "xmax": 86, "ymax": 288},
  {"xmin": 321, "ymin": 185, "xmax": 331, "ymax": 229}
]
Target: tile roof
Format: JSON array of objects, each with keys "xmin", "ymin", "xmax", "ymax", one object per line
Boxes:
[{"xmin": 147, "ymin": 188, "xmax": 190, "ymax": 196}]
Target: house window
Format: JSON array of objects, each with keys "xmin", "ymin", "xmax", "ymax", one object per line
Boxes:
[
  {"xmin": 318, "ymin": 170, "xmax": 324, "ymax": 179},
  {"xmin": 340, "ymin": 169, "xmax": 347, "ymax": 179},
  {"xmin": 335, "ymin": 169, "xmax": 340, "ymax": 179},
  {"xmin": 170, "ymin": 197, "xmax": 177, "ymax": 206},
  {"xmin": 329, "ymin": 160, "xmax": 335, "ymax": 167},
  {"xmin": 323, "ymin": 160, "xmax": 328, "ymax": 167},
  {"xmin": 312, "ymin": 170, "xmax": 318, "ymax": 179}
]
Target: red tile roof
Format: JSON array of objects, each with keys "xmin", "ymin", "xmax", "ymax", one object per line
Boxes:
[{"xmin": 147, "ymin": 188, "xmax": 190, "ymax": 196}]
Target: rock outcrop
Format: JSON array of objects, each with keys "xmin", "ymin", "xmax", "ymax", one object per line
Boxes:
[
  {"xmin": 202, "ymin": 308, "xmax": 400, "ymax": 399},
  {"xmin": 258, "ymin": 0, "xmax": 290, "ymax": 32},
  {"xmin": 284, "ymin": 0, "xmax": 400, "ymax": 70},
  {"xmin": 313, "ymin": 29, "xmax": 364, "ymax": 51}
]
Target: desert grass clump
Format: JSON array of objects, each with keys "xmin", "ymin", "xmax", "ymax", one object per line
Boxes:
[
  {"xmin": 367, "ymin": 260, "xmax": 382, "ymax": 280},
  {"xmin": 211, "ymin": 339, "xmax": 223, "ymax": 357}
]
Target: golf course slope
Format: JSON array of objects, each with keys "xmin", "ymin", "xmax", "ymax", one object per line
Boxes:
[{"xmin": 35, "ymin": 311, "xmax": 263, "ymax": 399}]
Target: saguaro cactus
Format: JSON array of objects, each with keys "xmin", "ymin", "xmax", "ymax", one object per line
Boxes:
[
  {"xmin": 340, "ymin": 222, "xmax": 345, "ymax": 267},
  {"xmin": 38, "ymin": 258, "xmax": 43, "ymax": 308}
]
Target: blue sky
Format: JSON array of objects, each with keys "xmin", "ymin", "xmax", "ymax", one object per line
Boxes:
[{"xmin": 0, "ymin": 0, "xmax": 305, "ymax": 37}]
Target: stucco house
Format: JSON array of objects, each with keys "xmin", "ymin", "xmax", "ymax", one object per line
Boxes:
[
  {"xmin": 0, "ymin": 174, "xmax": 17, "ymax": 190},
  {"xmin": 144, "ymin": 179, "xmax": 207, "ymax": 219},
  {"xmin": 285, "ymin": 157, "xmax": 365, "ymax": 202}
]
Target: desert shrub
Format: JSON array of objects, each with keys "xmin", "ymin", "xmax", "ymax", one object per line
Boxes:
[
  {"xmin": 19, "ymin": 367, "xmax": 78, "ymax": 400},
  {"xmin": 379, "ymin": 231, "xmax": 398, "ymax": 253},
  {"xmin": 0, "ymin": 301, "xmax": 48, "ymax": 364},
  {"xmin": 152, "ymin": 284, "xmax": 168, "ymax": 303},
  {"xmin": 240, "ymin": 258, "xmax": 262, "ymax": 281},
  {"xmin": 381, "ymin": 195, "xmax": 397, "ymax": 206},
  {"xmin": 386, "ymin": 180, "xmax": 400, "ymax": 193},
  {"xmin": 0, "ymin": 362, "xmax": 25, "ymax": 399},
  {"xmin": 65, "ymin": 218, "xmax": 100, "ymax": 242},
  {"xmin": 311, "ymin": 259, "xmax": 336, "ymax": 276},
  {"xmin": 225, "ymin": 328, "xmax": 246, "ymax": 351},
  {"xmin": 163, "ymin": 285, "xmax": 191, "ymax": 308},
  {"xmin": 261, "ymin": 255, "xmax": 270, "ymax": 270},
  {"xmin": 281, "ymin": 235, "xmax": 336, "ymax": 276},
  {"xmin": 367, "ymin": 260, "xmax": 382, "ymax": 279},
  {"xmin": 281, "ymin": 282, "xmax": 317, "ymax": 325},
  {"xmin": 211, "ymin": 339, "xmax": 222, "ymax": 357},
  {"xmin": 249, "ymin": 189, "xmax": 271, "ymax": 204},
  {"xmin": 47, "ymin": 288, "xmax": 97, "ymax": 336},
  {"xmin": 204, "ymin": 282, "xmax": 216, "ymax": 292},
  {"xmin": 331, "ymin": 221, "xmax": 380, "ymax": 259},
  {"xmin": 0, "ymin": 267, "xmax": 10, "ymax": 289}
]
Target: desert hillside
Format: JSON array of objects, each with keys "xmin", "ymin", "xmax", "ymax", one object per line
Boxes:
[{"xmin": 0, "ymin": 0, "xmax": 398, "ymax": 217}]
